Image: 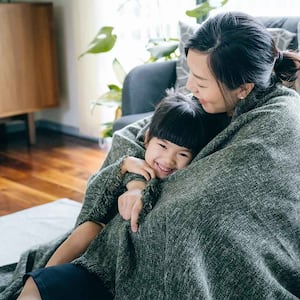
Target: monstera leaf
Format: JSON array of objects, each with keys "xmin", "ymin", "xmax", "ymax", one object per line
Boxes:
[
  {"xmin": 79, "ymin": 26, "xmax": 117, "ymax": 58},
  {"xmin": 146, "ymin": 39, "xmax": 179, "ymax": 62},
  {"xmin": 186, "ymin": 0, "xmax": 228, "ymax": 19}
]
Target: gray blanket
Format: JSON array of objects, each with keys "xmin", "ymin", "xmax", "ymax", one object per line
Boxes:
[{"xmin": 1, "ymin": 85, "xmax": 300, "ymax": 299}]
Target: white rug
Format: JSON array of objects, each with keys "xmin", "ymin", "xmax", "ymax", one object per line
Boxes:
[{"xmin": 0, "ymin": 198, "xmax": 82, "ymax": 266}]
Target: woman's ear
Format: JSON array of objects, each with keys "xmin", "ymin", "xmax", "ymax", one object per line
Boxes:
[
  {"xmin": 237, "ymin": 83, "xmax": 254, "ymax": 100},
  {"xmin": 144, "ymin": 130, "xmax": 150, "ymax": 148}
]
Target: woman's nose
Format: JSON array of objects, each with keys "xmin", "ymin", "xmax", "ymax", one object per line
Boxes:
[{"xmin": 186, "ymin": 74, "xmax": 197, "ymax": 93}]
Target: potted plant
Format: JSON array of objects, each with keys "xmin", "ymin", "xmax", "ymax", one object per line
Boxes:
[{"xmin": 79, "ymin": 0, "xmax": 228, "ymax": 141}]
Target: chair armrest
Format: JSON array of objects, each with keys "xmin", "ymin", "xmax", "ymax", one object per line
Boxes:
[
  {"xmin": 112, "ymin": 112, "xmax": 153, "ymax": 132},
  {"xmin": 121, "ymin": 60, "xmax": 177, "ymax": 115}
]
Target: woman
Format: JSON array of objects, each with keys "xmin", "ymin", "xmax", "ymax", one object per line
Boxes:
[{"xmin": 17, "ymin": 11, "xmax": 300, "ymax": 299}]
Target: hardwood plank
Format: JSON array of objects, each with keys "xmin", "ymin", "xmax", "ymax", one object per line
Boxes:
[
  {"xmin": 0, "ymin": 129, "xmax": 107, "ymax": 216},
  {"xmin": 2, "ymin": 149, "xmax": 82, "ymax": 172},
  {"xmin": 0, "ymin": 165, "xmax": 27, "ymax": 180},
  {"xmin": 0, "ymin": 177, "xmax": 55, "ymax": 204},
  {"xmin": 35, "ymin": 169, "xmax": 88, "ymax": 193},
  {"xmin": 0, "ymin": 193, "xmax": 31, "ymax": 216},
  {"xmin": 0, "ymin": 165, "xmax": 86, "ymax": 201}
]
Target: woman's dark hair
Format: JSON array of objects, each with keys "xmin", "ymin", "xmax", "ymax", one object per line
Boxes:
[
  {"xmin": 185, "ymin": 11, "xmax": 300, "ymax": 94},
  {"xmin": 147, "ymin": 90, "xmax": 227, "ymax": 156}
]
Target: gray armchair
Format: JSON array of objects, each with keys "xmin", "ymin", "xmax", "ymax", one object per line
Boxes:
[
  {"xmin": 112, "ymin": 60, "xmax": 176, "ymax": 132},
  {"xmin": 113, "ymin": 16, "xmax": 300, "ymax": 132}
]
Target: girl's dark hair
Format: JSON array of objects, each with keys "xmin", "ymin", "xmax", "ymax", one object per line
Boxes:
[
  {"xmin": 147, "ymin": 90, "xmax": 206, "ymax": 156},
  {"xmin": 185, "ymin": 11, "xmax": 300, "ymax": 93}
]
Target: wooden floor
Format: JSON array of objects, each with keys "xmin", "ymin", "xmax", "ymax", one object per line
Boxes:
[{"xmin": 0, "ymin": 129, "xmax": 107, "ymax": 216}]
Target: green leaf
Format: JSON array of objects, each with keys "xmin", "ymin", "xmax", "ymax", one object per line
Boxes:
[
  {"xmin": 96, "ymin": 90, "xmax": 122, "ymax": 104},
  {"xmin": 90, "ymin": 92, "xmax": 121, "ymax": 114},
  {"xmin": 221, "ymin": 0, "xmax": 229, "ymax": 6},
  {"xmin": 107, "ymin": 84, "xmax": 122, "ymax": 92},
  {"xmin": 186, "ymin": 0, "xmax": 228, "ymax": 19},
  {"xmin": 102, "ymin": 121, "xmax": 114, "ymax": 126},
  {"xmin": 79, "ymin": 27, "xmax": 117, "ymax": 58},
  {"xmin": 147, "ymin": 38, "xmax": 166, "ymax": 44},
  {"xmin": 185, "ymin": 2, "xmax": 214, "ymax": 19},
  {"xmin": 101, "ymin": 123, "xmax": 113, "ymax": 137},
  {"xmin": 112, "ymin": 58, "xmax": 127, "ymax": 85},
  {"xmin": 146, "ymin": 41, "xmax": 178, "ymax": 61}
]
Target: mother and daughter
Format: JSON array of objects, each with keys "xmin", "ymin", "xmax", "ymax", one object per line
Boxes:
[{"xmin": 17, "ymin": 11, "xmax": 300, "ymax": 299}]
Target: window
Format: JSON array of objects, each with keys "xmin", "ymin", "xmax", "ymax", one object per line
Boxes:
[
  {"xmin": 213, "ymin": 0, "xmax": 300, "ymax": 17},
  {"xmin": 94, "ymin": 0, "xmax": 196, "ymax": 70}
]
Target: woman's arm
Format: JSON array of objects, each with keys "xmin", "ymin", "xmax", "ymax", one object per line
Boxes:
[{"xmin": 46, "ymin": 221, "xmax": 104, "ymax": 266}]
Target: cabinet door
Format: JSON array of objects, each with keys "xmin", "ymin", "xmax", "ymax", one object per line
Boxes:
[
  {"xmin": 0, "ymin": 3, "xmax": 59, "ymax": 118},
  {"xmin": 31, "ymin": 3, "xmax": 59, "ymax": 109}
]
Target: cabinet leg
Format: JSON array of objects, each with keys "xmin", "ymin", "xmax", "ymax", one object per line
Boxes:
[
  {"xmin": 26, "ymin": 113, "xmax": 36, "ymax": 145},
  {"xmin": 0, "ymin": 123, "xmax": 6, "ymax": 142}
]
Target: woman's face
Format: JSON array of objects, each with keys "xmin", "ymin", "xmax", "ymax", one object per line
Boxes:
[{"xmin": 186, "ymin": 49, "xmax": 238, "ymax": 114}]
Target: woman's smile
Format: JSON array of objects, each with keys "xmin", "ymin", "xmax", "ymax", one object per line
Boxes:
[{"xmin": 198, "ymin": 98, "xmax": 207, "ymax": 105}]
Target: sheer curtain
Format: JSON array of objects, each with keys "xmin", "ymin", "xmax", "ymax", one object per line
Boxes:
[{"xmin": 94, "ymin": 0, "xmax": 196, "ymax": 72}]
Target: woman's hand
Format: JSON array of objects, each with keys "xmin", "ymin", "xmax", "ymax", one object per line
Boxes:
[
  {"xmin": 118, "ymin": 180, "xmax": 146, "ymax": 232},
  {"xmin": 121, "ymin": 156, "xmax": 156, "ymax": 181}
]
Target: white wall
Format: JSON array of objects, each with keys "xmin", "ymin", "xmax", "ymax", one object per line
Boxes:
[
  {"xmin": 44, "ymin": 0, "xmax": 107, "ymax": 138},
  {"xmin": 21, "ymin": 0, "xmax": 113, "ymax": 138},
  {"xmin": 23, "ymin": 0, "xmax": 195, "ymax": 138}
]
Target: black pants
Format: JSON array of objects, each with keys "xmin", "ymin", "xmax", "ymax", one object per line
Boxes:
[{"xmin": 24, "ymin": 263, "xmax": 113, "ymax": 300}]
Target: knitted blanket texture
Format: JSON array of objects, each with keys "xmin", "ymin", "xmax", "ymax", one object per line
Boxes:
[{"xmin": 1, "ymin": 85, "xmax": 300, "ymax": 299}]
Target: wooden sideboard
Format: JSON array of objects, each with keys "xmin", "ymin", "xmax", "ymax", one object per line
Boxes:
[{"xmin": 0, "ymin": 2, "xmax": 59, "ymax": 144}]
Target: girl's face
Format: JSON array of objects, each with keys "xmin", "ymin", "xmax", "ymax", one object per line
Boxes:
[
  {"xmin": 186, "ymin": 49, "xmax": 238, "ymax": 114},
  {"xmin": 145, "ymin": 137, "xmax": 193, "ymax": 178}
]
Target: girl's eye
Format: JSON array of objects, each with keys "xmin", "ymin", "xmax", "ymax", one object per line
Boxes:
[
  {"xmin": 158, "ymin": 143, "xmax": 167, "ymax": 149},
  {"xmin": 179, "ymin": 153, "xmax": 189, "ymax": 158}
]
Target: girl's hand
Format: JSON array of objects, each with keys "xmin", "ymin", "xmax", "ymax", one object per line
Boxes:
[
  {"xmin": 118, "ymin": 188, "xmax": 143, "ymax": 233},
  {"xmin": 121, "ymin": 156, "xmax": 155, "ymax": 181}
]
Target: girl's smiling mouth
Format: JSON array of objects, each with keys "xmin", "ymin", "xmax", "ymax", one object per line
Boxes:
[{"xmin": 155, "ymin": 162, "xmax": 175, "ymax": 177}]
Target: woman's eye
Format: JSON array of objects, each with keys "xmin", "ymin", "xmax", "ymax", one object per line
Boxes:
[
  {"xmin": 179, "ymin": 153, "xmax": 189, "ymax": 158},
  {"xmin": 158, "ymin": 143, "xmax": 166, "ymax": 149}
]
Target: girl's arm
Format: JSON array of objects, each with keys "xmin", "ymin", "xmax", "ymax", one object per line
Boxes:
[
  {"xmin": 121, "ymin": 156, "xmax": 155, "ymax": 180},
  {"xmin": 118, "ymin": 156, "xmax": 156, "ymax": 232},
  {"xmin": 46, "ymin": 221, "xmax": 104, "ymax": 267},
  {"xmin": 118, "ymin": 180, "xmax": 146, "ymax": 233}
]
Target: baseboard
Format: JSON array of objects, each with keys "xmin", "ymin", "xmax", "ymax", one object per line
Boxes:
[
  {"xmin": 5, "ymin": 119, "xmax": 98, "ymax": 142},
  {"xmin": 5, "ymin": 120, "xmax": 25, "ymax": 133},
  {"xmin": 37, "ymin": 120, "xmax": 81, "ymax": 137}
]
